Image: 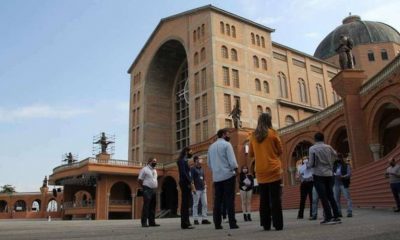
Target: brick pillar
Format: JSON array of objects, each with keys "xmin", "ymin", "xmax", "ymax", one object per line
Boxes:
[{"xmin": 331, "ymin": 70, "xmax": 373, "ymax": 168}]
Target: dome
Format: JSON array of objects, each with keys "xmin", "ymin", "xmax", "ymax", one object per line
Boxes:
[{"xmin": 314, "ymin": 15, "xmax": 400, "ymax": 60}]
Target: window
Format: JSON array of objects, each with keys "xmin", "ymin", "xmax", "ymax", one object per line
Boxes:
[
  {"xmin": 381, "ymin": 49, "xmax": 388, "ymax": 60},
  {"xmin": 298, "ymin": 78, "xmax": 307, "ymax": 103},
  {"xmin": 231, "ymin": 26, "xmax": 236, "ymax": 38},
  {"xmin": 193, "ymin": 30, "xmax": 196, "ymax": 42},
  {"xmin": 231, "ymin": 49, "xmax": 238, "ymax": 61},
  {"xmin": 195, "ymin": 97, "xmax": 200, "ymax": 119},
  {"xmin": 285, "ymin": 115, "xmax": 295, "ymax": 126},
  {"xmin": 263, "ymin": 81, "xmax": 269, "ymax": 94},
  {"xmin": 368, "ymin": 50, "xmax": 375, "ymax": 61},
  {"xmin": 257, "ymin": 105, "xmax": 263, "ymax": 116},
  {"xmin": 135, "ymin": 147, "xmax": 139, "ymax": 163},
  {"xmin": 223, "ymin": 67, "xmax": 230, "ymax": 86},
  {"xmin": 194, "ymin": 52, "xmax": 199, "ymax": 65},
  {"xmin": 226, "ymin": 24, "xmax": 230, "ymax": 36},
  {"xmin": 225, "ymin": 119, "xmax": 233, "ymax": 128},
  {"xmin": 261, "ymin": 58, "xmax": 267, "ymax": 70},
  {"xmin": 221, "ymin": 46, "xmax": 228, "ymax": 58},
  {"xmin": 136, "ymin": 107, "xmax": 140, "ymax": 125},
  {"xmin": 136, "ymin": 127, "xmax": 140, "ymax": 145},
  {"xmin": 265, "ymin": 107, "xmax": 271, "ymax": 115},
  {"xmin": 234, "ymin": 96, "xmax": 241, "ymax": 109},
  {"xmin": 332, "ymin": 91, "xmax": 340, "ymax": 103},
  {"xmin": 255, "ymin": 78, "xmax": 261, "ymax": 91},
  {"xmin": 200, "ymin": 48, "xmax": 206, "ymax": 61},
  {"xmin": 175, "ymin": 62, "xmax": 189, "ymax": 150},
  {"xmin": 137, "ymin": 91, "xmax": 140, "ymax": 103},
  {"xmin": 132, "ymin": 109, "xmax": 136, "ymax": 126},
  {"xmin": 201, "ymin": 68, "xmax": 207, "ymax": 91},
  {"xmin": 197, "ymin": 27, "xmax": 201, "ymax": 40},
  {"xmin": 251, "ymin": 33, "xmax": 255, "ymax": 44},
  {"xmin": 194, "ymin": 72, "xmax": 200, "ymax": 94},
  {"xmin": 196, "ymin": 123, "xmax": 201, "ymax": 143},
  {"xmin": 253, "ymin": 56, "xmax": 259, "ymax": 68},
  {"xmin": 202, "ymin": 94, "xmax": 208, "ymax": 117},
  {"xmin": 278, "ymin": 72, "xmax": 288, "ymax": 98},
  {"xmin": 316, "ymin": 83, "xmax": 325, "ymax": 107},
  {"xmin": 202, "ymin": 120, "xmax": 208, "ymax": 141},
  {"xmin": 220, "ymin": 21, "xmax": 225, "ymax": 34},
  {"xmin": 133, "ymin": 93, "xmax": 136, "ymax": 105},
  {"xmin": 261, "ymin": 36, "xmax": 265, "ymax": 48},
  {"xmin": 224, "ymin": 94, "xmax": 231, "ymax": 114},
  {"xmin": 201, "ymin": 24, "xmax": 205, "ymax": 37},
  {"xmin": 232, "ymin": 69, "xmax": 239, "ymax": 88},
  {"xmin": 256, "ymin": 35, "xmax": 260, "ymax": 46}
]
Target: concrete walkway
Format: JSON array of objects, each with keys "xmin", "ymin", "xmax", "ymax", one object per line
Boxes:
[{"xmin": 0, "ymin": 209, "xmax": 399, "ymax": 240}]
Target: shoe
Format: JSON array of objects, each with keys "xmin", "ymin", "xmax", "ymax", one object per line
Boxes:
[
  {"xmin": 194, "ymin": 220, "xmax": 199, "ymax": 225},
  {"xmin": 201, "ymin": 219, "xmax": 211, "ymax": 224},
  {"xmin": 263, "ymin": 225, "xmax": 271, "ymax": 231},
  {"xmin": 224, "ymin": 218, "xmax": 229, "ymax": 223},
  {"xmin": 297, "ymin": 216, "xmax": 303, "ymax": 219},
  {"xmin": 142, "ymin": 224, "xmax": 149, "ymax": 228},
  {"xmin": 230, "ymin": 224, "xmax": 239, "ymax": 229},
  {"xmin": 243, "ymin": 214, "xmax": 248, "ymax": 221},
  {"xmin": 149, "ymin": 223, "xmax": 160, "ymax": 227},
  {"xmin": 394, "ymin": 208, "xmax": 400, "ymax": 212},
  {"xmin": 347, "ymin": 213, "xmax": 353, "ymax": 217},
  {"xmin": 338, "ymin": 214, "xmax": 343, "ymax": 218},
  {"xmin": 320, "ymin": 219, "xmax": 336, "ymax": 225},
  {"xmin": 247, "ymin": 214, "xmax": 252, "ymax": 221},
  {"xmin": 215, "ymin": 225, "xmax": 223, "ymax": 230},
  {"xmin": 181, "ymin": 225, "xmax": 194, "ymax": 229},
  {"xmin": 309, "ymin": 216, "xmax": 317, "ymax": 220},
  {"xmin": 332, "ymin": 218, "xmax": 342, "ymax": 224}
]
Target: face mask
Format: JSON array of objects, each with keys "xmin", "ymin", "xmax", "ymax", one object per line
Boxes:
[
  {"xmin": 303, "ymin": 160, "xmax": 308, "ymax": 164},
  {"xmin": 390, "ymin": 162, "xmax": 395, "ymax": 167},
  {"xmin": 243, "ymin": 169, "xmax": 248, "ymax": 173},
  {"xmin": 224, "ymin": 136, "xmax": 231, "ymax": 142},
  {"xmin": 187, "ymin": 153, "xmax": 193, "ymax": 159},
  {"xmin": 151, "ymin": 163, "xmax": 157, "ymax": 168}
]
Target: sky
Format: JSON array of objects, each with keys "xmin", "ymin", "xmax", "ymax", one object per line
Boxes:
[{"xmin": 1, "ymin": 0, "xmax": 399, "ymax": 192}]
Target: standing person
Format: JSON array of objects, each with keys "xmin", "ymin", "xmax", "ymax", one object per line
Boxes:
[
  {"xmin": 138, "ymin": 157, "xmax": 160, "ymax": 227},
  {"xmin": 248, "ymin": 113, "xmax": 283, "ymax": 231},
  {"xmin": 309, "ymin": 186, "xmax": 319, "ymax": 220},
  {"xmin": 191, "ymin": 156, "xmax": 211, "ymax": 225},
  {"xmin": 385, "ymin": 158, "xmax": 400, "ymax": 212},
  {"xmin": 207, "ymin": 128, "xmax": 239, "ymax": 230},
  {"xmin": 307, "ymin": 132, "xmax": 340, "ymax": 225},
  {"xmin": 333, "ymin": 154, "xmax": 353, "ymax": 217},
  {"xmin": 239, "ymin": 165, "xmax": 254, "ymax": 221},
  {"xmin": 177, "ymin": 147, "xmax": 195, "ymax": 229},
  {"xmin": 297, "ymin": 156, "xmax": 314, "ymax": 219}
]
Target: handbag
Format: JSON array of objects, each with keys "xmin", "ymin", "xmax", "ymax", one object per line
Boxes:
[{"xmin": 136, "ymin": 188, "xmax": 143, "ymax": 197}]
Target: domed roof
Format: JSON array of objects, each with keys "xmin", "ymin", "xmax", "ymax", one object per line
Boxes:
[{"xmin": 314, "ymin": 15, "xmax": 400, "ymax": 60}]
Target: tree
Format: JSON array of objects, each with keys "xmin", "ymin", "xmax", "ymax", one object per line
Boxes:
[{"xmin": 0, "ymin": 184, "xmax": 16, "ymax": 193}]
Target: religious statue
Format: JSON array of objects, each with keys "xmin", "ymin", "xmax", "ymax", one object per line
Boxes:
[
  {"xmin": 229, "ymin": 100, "xmax": 242, "ymax": 129},
  {"xmin": 63, "ymin": 152, "xmax": 75, "ymax": 165},
  {"xmin": 42, "ymin": 176, "xmax": 48, "ymax": 188},
  {"xmin": 93, "ymin": 132, "xmax": 114, "ymax": 154},
  {"xmin": 336, "ymin": 35, "xmax": 354, "ymax": 70}
]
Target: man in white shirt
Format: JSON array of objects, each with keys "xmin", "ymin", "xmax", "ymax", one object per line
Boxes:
[
  {"xmin": 138, "ymin": 157, "xmax": 159, "ymax": 227},
  {"xmin": 385, "ymin": 158, "xmax": 400, "ymax": 212}
]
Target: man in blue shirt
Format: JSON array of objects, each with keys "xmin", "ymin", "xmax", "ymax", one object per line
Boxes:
[
  {"xmin": 191, "ymin": 156, "xmax": 211, "ymax": 225},
  {"xmin": 333, "ymin": 154, "xmax": 353, "ymax": 218},
  {"xmin": 208, "ymin": 128, "xmax": 239, "ymax": 230}
]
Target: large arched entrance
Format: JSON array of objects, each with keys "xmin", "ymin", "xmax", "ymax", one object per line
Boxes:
[
  {"xmin": 330, "ymin": 127, "xmax": 350, "ymax": 157},
  {"xmin": 108, "ymin": 182, "xmax": 132, "ymax": 219},
  {"xmin": 31, "ymin": 199, "xmax": 41, "ymax": 212},
  {"xmin": 289, "ymin": 140, "xmax": 313, "ymax": 185},
  {"xmin": 0, "ymin": 200, "xmax": 8, "ymax": 212},
  {"xmin": 160, "ymin": 176, "xmax": 178, "ymax": 217},
  {"xmin": 14, "ymin": 200, "xmax": 26, "ymax": 212},
  {"xmin": 143, "ymin": 40, "xmax": 188, "ymax": 162}
]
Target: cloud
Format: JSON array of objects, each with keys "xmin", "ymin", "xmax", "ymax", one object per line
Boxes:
[{"xmin": 0, "ymin": 104, "xmax": 90, "ymax": 122}]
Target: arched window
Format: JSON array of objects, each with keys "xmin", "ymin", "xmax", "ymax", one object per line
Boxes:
[
  {"xmin": 193, "ymin": 30, "xmax": 196, "ymax": 42},
  {"xmin": 265, "ymin": 107, "xmax": 271, "ymax": 115},
  {"xmin": 256, "ymin": 35, "xmax": 260, "ymax": 46},
  {"xmin": 278, "ymin": 72, "xmax": 288, "ymax": 98},
  {"xmin": 261, "ymin": 36, "xmax": 265, "ymax": 48},
  {"xmin": 226, "ymin": 24, "xmax": 230, "ymax": 36},
  {"xmin": 285, "ymin": 115, "xmax": 295, "ymax": 126},
  {"xmin": 194, "ymin": 52, "xmax": 199, "ymax": 65},
  {"xmin": 197, "ymin": 27, "xmax": 201, "ymax": 40},
  {"xmin": 368, "ymin": 50, "xmax": 375, "ymax": 61},
  {"xmin": 255, "ymin": 78, "xmax": 261, "ymax": 91},
  {"xmin": 137, "ymin": 91, "xmax": 140, "ymax": 104},
  {"xmin": 201, "ymin": 24, "xmax": 205, "ymax": 37},
  {"xmin": 261, "ymin": 58, "xmax": 267, "ymax": 70},
  {"xmin": 231, "ymin": 26, "xmax": 236, "ymax": 38},
  {"xmin": 200, "ymin": 48, "xmax": 206, "ymax": 61},
  {"xmin": 381, "ymin": 49, "xmax": 388, "ymax": 60},
  {"xmin": 316, "ymin": 83, "xmax": 325, "ymax": 107},
  {"xmin": 298, "ymin": 78, "xmax": 307, "ymax": 103},
  {"xmin": 257, "ymin": 105, "xmax": 263, "ymax": 116},
  {"xmin": 220, "ymin": 21, "xmax": 225, "ymax": 34},
  {"xmin": 253, "ymin": 56, "xmax": 259, "ymax": 68},
  {"xmin": 221, "ymin": 46, "xmax": 228, "ymax": 58},
  {"xmin": 251, "ymin": 33, "xmax": 255, "ymax": 44},
  {"xmin": 231, "ymin": 49, "xmax": 238, "ymax": 61},
  {"xmin": 263, "ymin": 81, "xmax": 269, "ymax": 93}
]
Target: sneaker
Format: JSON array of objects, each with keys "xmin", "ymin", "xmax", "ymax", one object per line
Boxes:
[
  {"xmin": 149, "ymin": 223, "xmax": 160, "ymax": 227},
  {"xmin": 230, "ymin": 224, "xmax": 239, "ymax": 229},
  {"xmin": 309, "ymin": 216, "xmax": 317, "ymax": 220},
  {"xmin": 297, "ymin": 216, "xmax": 304, "ymax": 219},
  {"xmin": 224, "ymin": 218, "xmax": 229, "ymax": 223},
  {"xmin": 347, "ymin": 213, "xmax": 353, "ymax": 217},
  {"xmin": 332, "ymin": 218, "xmax": 342, "ymax": 224},
  {"xmin": 320, "ymin": 219, "xmax": 336, "ymax": 225},
  {"xmin": 338, "ymin": 214, "xmax": 343, "ymax": 218},
  {"xmin": 215, "ymin": 225, "xmax": 223, "ymax": 230},
  {"xmin": 394, "ymin": 208, "xmax": 400, "ymax": 212},
  {"xmin": 194, "ymin": 220, "xmax": 199, "ymax": 225},
  {"xmin": 201, "ymin": 219, "xmax": 211, "ymax": 224}
]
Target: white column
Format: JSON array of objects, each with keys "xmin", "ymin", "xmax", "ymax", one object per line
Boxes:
[{"xmin": 369, "ymin": 143, "xmax": 382, "ymax": 161}]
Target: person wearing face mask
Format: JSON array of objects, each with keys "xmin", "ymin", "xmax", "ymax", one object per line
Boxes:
[
  {"xmin": 177, "ymin": 147, "xmax": 195, "ymax": 229},
  {"xmin": 297, "ymin": 156, "xmax": 314, "ymax": 219},
  {"xmin": 333, "ymin": 153, "xmax": 353, "ymax": 218},
  {"xmin": 385, "ymin": 158, "xmax": 400, "ymax": 212},
  {"xmin": 208, "ymin": 128, "xmax": 239, "ymax": 230},
  {"xmin": 138, "ymin": 157, "xmax": 160, "ymax": 227},
  {"xmin": 239, "ymin": 165, "xmax": 254, "ymax": 221},
  {"xmin": 190, "ymin": 156, "xmax": 211, "ymax": 225}
]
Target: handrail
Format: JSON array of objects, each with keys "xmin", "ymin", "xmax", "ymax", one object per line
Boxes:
[
  {"xmin": 63, "ymin": 200, "xmax": 96, "ymax": 209},
  {"xmin": 109, "ymin": 200, "xmax": 131, "ymax": 205}
]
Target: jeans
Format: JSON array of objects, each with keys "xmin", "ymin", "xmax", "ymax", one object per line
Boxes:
[
  {"xmin": 390, "ymin": 182, "xmax": 400, "ymax": 209},
  {"xmin": 311, "ymin": 186, "xmax": 319, "ymax": 217},
  {"xmin": 240, "ymin": 190, "xmax": 252, "ymax": 214},
  {"xmin": 213, "ymin": 176, "xmax": 237, "ymax": 227},
  {"xmin": 259, "ymin": 180, "xmax": 283, "ymax": 230},
  {"xmin": 141, "ymin": 186, "xmax": 156, "ymax": 225},
  {"xmin": 192, "ymin": 189, "xmax": 208, "ymax": 220},
  {"xmin": 313, "ymin": 175, "xmax": 339, "ymax": 221},
  {"xmin": 298, "ymin": 181, "xmax": 313, "ymax": 218},
  {"xmin": 334, "ymin": 183, "xmax": 353, "ymax": 214}
]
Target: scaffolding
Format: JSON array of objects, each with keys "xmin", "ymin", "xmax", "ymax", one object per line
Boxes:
[{"xmin": 92, "ymin": 132, "xmax": 115, "ymax": 156}]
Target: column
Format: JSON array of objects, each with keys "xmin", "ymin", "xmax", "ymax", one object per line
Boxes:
[
  {"xmin": 131, "ymin": 193, "xmax": 135, "ymax": 219},
  {"xmin": 288, "ymin": 167, "xmax": 296, "ymax": 186},
  {"xmin": 369, "ymin": 143, "xmax": 382, "ymax": 161}
]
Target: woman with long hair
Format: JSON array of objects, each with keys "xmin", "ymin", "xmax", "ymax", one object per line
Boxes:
[{"xmin": 248, "ymin": 113, "xmax": 283, "ymax": 231}]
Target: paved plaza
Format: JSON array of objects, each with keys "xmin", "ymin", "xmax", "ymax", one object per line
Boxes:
[{"xmin": 0, "ymin": 209, "xmax": 399, "ymax": 240}]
